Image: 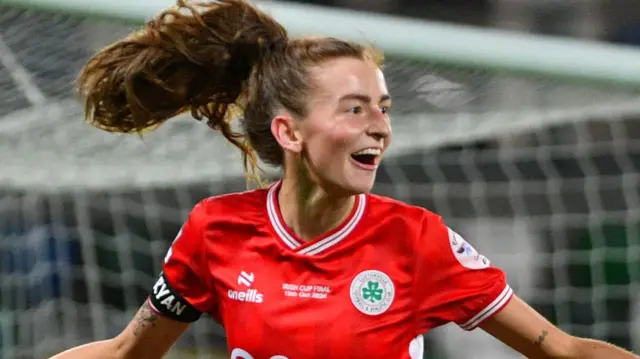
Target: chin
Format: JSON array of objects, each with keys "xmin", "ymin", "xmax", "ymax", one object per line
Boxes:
[
  {"xmin": 345, "ymin": 176, "xmax": 376, "ymax": 195},
  {"xmin": 321, "ymin": 165, "xmax": 378, "ymax": 196},
  {"xmin": 322, "ymin": 177, "xmax": 374, "ymax": 197},
  {"xmin": 356, "ymin": 180, "xmax": 376, "ymax": 193}
]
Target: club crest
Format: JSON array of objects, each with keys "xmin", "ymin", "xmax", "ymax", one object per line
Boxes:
[{"xmin": 350, "ymin": 270, "xmax": 395, "ymax": 316}]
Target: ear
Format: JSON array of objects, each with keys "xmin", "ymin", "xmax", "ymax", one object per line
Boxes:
[{"xmin": 271, "ymin": 114, "xmax": 303, "ymax": 154}]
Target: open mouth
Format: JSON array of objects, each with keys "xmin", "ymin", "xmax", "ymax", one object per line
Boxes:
[
  {"xmin": 350, "ymin": 148, "xmax": 381, "ymax": 166},
  {"xmin": 351, "ymin": 154, "xmax": 376, "ymax": 166}
]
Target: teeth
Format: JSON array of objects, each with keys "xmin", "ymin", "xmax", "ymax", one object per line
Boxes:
[{"xmin": 352, "ymin": 148, "xmax": 381, "ymax": 156}]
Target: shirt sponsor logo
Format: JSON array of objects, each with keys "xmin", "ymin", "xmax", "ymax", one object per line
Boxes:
[
  {"xmin": 350, "ymin": 270, "xmax": 395, "ymax": 316},
  {"xmin": 228, "ymin": 271, "xmax": 264, "ymax": 304},
  {"xmin": 237, "ymin": 271, "xmax": 254, "ymax": 287}
]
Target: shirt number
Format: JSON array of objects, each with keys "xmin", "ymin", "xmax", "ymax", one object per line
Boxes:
[{"xmin": 231, "ymin": 348, "xmax": 288, "ymax": 359}]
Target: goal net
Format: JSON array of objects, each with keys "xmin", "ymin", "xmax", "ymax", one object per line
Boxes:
[{"xmin": 1, "ymin": 2, "xmax": 639, "ymax": 359}]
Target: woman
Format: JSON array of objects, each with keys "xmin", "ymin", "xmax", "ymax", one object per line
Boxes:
[{"xmin": 51, "ymin": 1, "xmax": 638, "ymax": 358}]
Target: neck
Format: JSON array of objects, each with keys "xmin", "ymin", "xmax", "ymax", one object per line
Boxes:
[{"xmin": 278, "ymin": 171, "xmax": 356, "ymax": 242}]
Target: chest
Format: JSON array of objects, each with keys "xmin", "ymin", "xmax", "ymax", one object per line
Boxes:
[{"xmin": 208, "ymin": 242, "xmax": 420, "ymax": 359}]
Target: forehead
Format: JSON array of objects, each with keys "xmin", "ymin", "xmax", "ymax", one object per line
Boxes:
[{"xmin": 310, "ymin": 57, "xmax": 388, "ymax": 101}]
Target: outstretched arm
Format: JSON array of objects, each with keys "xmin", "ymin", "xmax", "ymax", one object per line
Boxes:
[
  {"xmin": 481, "ymin": 295, "xmax": 639, "ymax": 359},
  {"xmin": 50, "ymin": 301, "xmax": 189, "ymax": 359}
]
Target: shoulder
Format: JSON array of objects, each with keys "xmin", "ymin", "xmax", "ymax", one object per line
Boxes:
[
  {"xmin": 365, "ymin": 193, "xmax": 450, "ymax": 250},
  {"xmin": 191, "ymin": 187, "xmax": 268, "ymax": 223},
  {"xmin": 366, "ymin": 193, "xmax": 440, "ymax": 228},
  {"xmin": 364, "ymin": 194, "xmax": 437, "ymax": 242}
]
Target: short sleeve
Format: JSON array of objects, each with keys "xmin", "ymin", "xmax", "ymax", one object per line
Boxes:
[
  {"xmin": 414, "ymin": 214, "xmax": 513, "ymax": 332},
  {"xmin": 148, "ymin": 202, "xmax": 215, "ymax": 322}
]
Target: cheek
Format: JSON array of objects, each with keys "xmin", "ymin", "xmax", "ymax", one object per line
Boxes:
[
  {"xmin": 306, "ymin": 124, "xmax": 358, "ymax": 162},
  {"xmin": 385, "ymin": 124, "xmax": 393, "ymax": 148}
]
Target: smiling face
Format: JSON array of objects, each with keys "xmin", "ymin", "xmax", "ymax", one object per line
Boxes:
[{"xmin": 273, "ymin": 57, "xmax": 392, "ymax": 196}]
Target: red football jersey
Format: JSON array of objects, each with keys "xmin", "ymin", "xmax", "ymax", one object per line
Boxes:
[{"xmin": 148, "ymin": 182, "xmax": 513, "ymax": 359}]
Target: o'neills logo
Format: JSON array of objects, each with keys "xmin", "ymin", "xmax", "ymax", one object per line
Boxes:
[{"xmin": 228, "ymin": 289, "xmax": 264, "ymax": 304}]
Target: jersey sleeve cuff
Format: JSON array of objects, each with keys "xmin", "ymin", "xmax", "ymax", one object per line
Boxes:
[{"xmin": 459, "ymin": 284, "xmax": 514, "ymax": 331}]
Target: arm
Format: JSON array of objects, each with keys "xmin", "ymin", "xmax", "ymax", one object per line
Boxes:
[
  {"xmin": 50, "ymin": 301, "xmax": 189, "ymax": 359},
  {"xmin": 51, "ymin": 201, "xmax": 214, "ymax": 359},
  {"xmin": 481, "ymin": 295, "xmax": 639, "ymax": 359}
]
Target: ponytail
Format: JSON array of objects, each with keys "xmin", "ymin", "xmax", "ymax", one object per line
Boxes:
[{"xmin": 77, "ymin": 0, "xmax": 287, "ymax": 182}]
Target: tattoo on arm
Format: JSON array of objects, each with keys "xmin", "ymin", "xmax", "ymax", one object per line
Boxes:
[
  {"xmin": 132, "ymin": 301, "xmax": 159, "ymax": 336},
  {"xmin": 534, "ymin": 330, "xmax": 549, "ymax": 346}
]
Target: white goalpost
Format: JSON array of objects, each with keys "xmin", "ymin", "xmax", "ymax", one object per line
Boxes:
[
  {"xmin": 2, "ymin": 0, "xmax": 640, "ymax": 190},
  {"xmin": 0, "ymin": 1, "xmax": 639, "ymax": 358}
]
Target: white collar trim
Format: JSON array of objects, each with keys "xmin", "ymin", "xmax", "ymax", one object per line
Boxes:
[{"xmin": 266, "ymin": 183, "xmax": 366, "ymax": 255}]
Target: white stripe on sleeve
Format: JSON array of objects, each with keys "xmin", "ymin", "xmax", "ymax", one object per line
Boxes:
[{"xmin": 459, "ymin": 284, "xmax": 514, "ymax": 331}]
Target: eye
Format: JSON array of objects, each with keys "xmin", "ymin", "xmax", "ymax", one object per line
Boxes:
[
  {"xmin": 380, "ymin": 106, "xmax": 390, "ymax": 114},
  {"xmin": 348, "ymin": 106, "xmax": 363, "ymax": 115}
]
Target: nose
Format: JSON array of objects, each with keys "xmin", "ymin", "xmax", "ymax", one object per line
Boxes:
[{"xmin": 367, "ymin": 109, "xmax": 391, "ymax": 141}]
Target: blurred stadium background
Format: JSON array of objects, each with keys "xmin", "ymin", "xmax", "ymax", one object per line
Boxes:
[{"xmin": 1, "ymin": 0, "xmax": 639, "ymax": 358}]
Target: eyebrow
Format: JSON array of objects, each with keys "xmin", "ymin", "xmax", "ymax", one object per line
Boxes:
[{"xmin": 338, "ymin": 93, "xmax": 391, "ymax": 103}]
